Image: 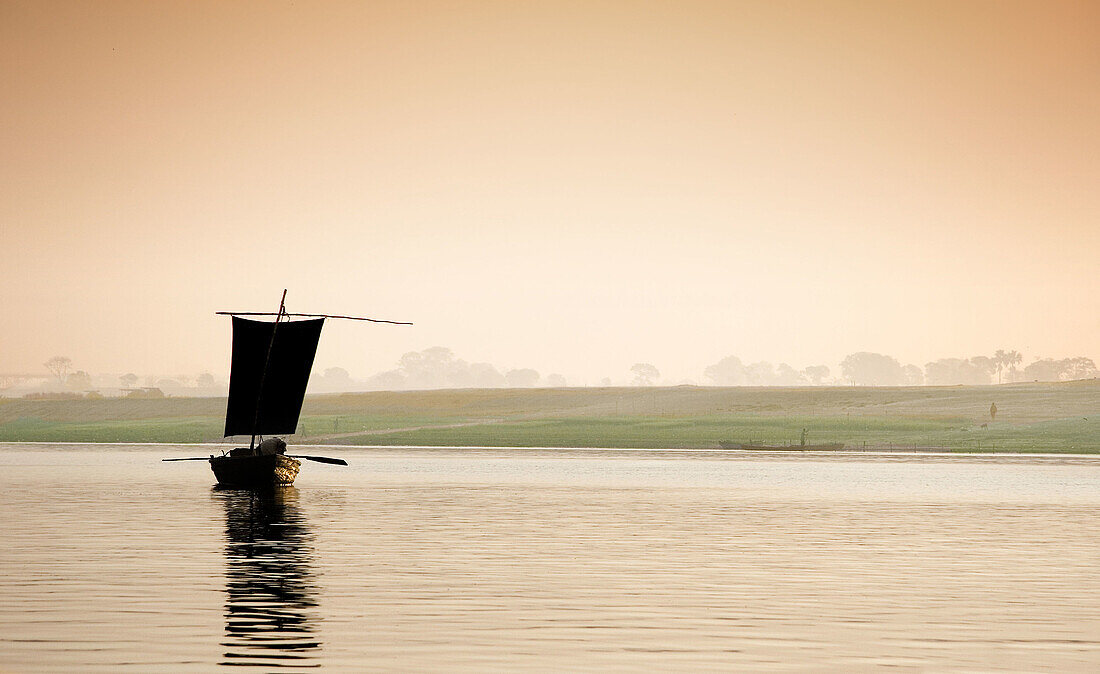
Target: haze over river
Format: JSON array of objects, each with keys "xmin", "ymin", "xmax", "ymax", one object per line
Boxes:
[{"xmin": 1, "ymin": 445, "xmax": 1098, "ymax": 671}]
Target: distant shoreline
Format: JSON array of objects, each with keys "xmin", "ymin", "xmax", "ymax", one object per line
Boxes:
[
  {"xmin": 1, "ymin": 382, "xmax": 1096, "ymax": 453},
  {"xmin": 4, "ymin": 440, "xmax": 1100, "ymax": 459}
]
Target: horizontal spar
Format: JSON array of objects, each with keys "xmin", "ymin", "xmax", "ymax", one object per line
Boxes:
[
  {"xmin": 164, "ymin": 455, "xmax": 347, "ymax": 465},
  {"xmin": 215, "ymin": 311, "xmax": 412, "ymax": 325}
]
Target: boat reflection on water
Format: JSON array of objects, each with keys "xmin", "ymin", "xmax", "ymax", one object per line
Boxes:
[{"xmin": 215, "ymin": 487, "xmax": 320, "ymax": 668}]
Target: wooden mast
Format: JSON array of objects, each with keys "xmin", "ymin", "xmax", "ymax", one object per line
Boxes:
[{"xmin": 249, "ymin": 289, "xmax": 288, "ymax": 451}]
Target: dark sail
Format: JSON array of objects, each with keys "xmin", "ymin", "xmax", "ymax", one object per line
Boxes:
[{"xmin": 224, "ymin": 317, "xmax": 324, "ymax": 438}]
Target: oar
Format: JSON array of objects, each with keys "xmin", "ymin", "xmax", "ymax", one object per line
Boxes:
[
  {"xmin": 288, "ymin": 455, "xmax": 348, "ymax": 466},
  {"xmin": 162, "ymin": 455, "xmax": 348, "ymax": 465}
]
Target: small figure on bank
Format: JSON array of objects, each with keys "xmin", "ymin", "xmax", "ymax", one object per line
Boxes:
[
  {"xmin": 990, "ymin": 402, "xmax": 997, "ymax": 421},
  {"xmin": 800, "ymin": 428, "xmax": 808, "ymax": 447}
]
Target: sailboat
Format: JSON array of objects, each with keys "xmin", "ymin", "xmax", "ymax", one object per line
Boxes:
[{"xmin": 165, "ymin": 290, "xmax": 411, "ymax": 487}]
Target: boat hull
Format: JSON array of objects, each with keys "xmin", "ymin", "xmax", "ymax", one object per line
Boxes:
[{"xmin": 209, "ymin": 453, "xmax": 301, "ymax": 487}]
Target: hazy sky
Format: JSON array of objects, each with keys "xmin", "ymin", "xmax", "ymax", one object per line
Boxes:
[{"xmin": 2, "ymin": 1, "xmax": 1097, "ymax": 384}]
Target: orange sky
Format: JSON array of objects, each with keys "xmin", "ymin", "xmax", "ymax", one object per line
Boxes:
[{"xmin": 1, "ymin": 1, "xmax": 1097, "ymax": 383}]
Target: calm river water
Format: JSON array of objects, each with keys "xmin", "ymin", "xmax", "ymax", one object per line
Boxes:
[{"xmin": 1, "ymin": 444, "xmax": 1099, "ymax": 672}]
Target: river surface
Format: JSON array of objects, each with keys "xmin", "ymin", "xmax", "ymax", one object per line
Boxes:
[{"xmin": 1, "ymin": 444, "xmax": 1099, "ymax": 672}]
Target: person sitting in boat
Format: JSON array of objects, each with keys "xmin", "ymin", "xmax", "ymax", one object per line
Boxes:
[{"xmin": 256, "ymin": 437, "xmax": 287, "ymax": 456}]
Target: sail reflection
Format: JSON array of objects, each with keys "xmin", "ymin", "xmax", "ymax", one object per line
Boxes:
[{"xmin": 216, "ymin": 487, "xmax": 320, "ymax": 668}]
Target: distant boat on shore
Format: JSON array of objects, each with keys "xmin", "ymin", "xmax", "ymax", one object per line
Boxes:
[{"xmin": 718, "ymin": 441, "xmax": 845, "ymax": 451}]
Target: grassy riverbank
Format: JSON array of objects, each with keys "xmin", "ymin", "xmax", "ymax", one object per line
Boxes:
[{"xmin": 0, "ymin": 380, "xmax": 1096, "ymax": 452}]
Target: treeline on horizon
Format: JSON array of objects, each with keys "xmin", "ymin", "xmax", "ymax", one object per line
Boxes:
[
  {"xmin": 5, "ymin": 347, "xmax": 1097, "ymax": 400},
  {"xmin": 705, "ymin": 351, "xmax": 1098, "ymax": 387},
  {"xmin": 347, "ymin": 347, "xmax": 1096, "ymax": 390}
]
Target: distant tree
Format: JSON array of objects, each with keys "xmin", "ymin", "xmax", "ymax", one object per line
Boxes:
[
  {"xmin": 505, "ymin": 368, "xmax": 540, "ymax": 387},
  {"xmin": 774, "ymin": 363, "xmax": 804, "ymax": 386},
  {"xmin": 704, "ymin": 356, "xmax": 747, "ymax": 385},
  {"xmin": 156, "ymin": 378, "xmax": 182, "ymax": 391},
  {"xmin": 196, "ymin": 372, "xmax": 217, "ymax": 388},
  {"xmin": 469, "ymin": 362, "xmax": 506, "ymax": 388},
  {"xmin": 1021, "ymin": 358, "xmax": 1068, "ymax": 382},
  {"xmin": 1022, "ymin": 357, "xmax": 1099, "ymax": 382},
  {"xmin": 802, "ymin": 365, "xmax": 830, "ymax": 386},
  {"xmin": 44, "ymin": 356, "xmax": 72, "ymax": 384},
  {"xmin": 368, "ymin": 346, "xmax": 565, "ymax": 390},
  {"xmin": 1062, "ymin": 357, "xmax": 1099, "ymax": 380},
  {"xmin": 902, "ymin": 364, "xmax": 924, "ymax": 386},
  {"xmin": 600, "ymin": 377, "xmax": 612, "ymax": 387},
  {"xmin": 323, "ymin": 366, "xmax": 351, "ymax": 381},
  {"xmin": 1031, "ymin": 358, "xmax": 1055, "ymax": 381},
  {"xmin": 630, "ymin": 363, "xmax": 659, "ymax": 386},
  {"xmin": 840, "ymin": 352, "xmax": 905, "ymax": 386},
  {"xmin": 744, "ymin": 361, "xmax": 775, "ymax": 385},
  {"xmin": 925, "ymin": 358, "xmax": 992, "ymax": 385},
  {"xmin": 67, "ymin": 370, "xmax": 92, "ymax": 390},
  {"xmin": 366, "ymin": 370, "xmax": 406, "ymax": 390},
  {"xmin": 546, "ymin": 373, "xmax": 567, "ymax": 387},
  {"xmin": 398, "ymin": 347, "xmax": 437, "ymax": 385},
  {"xmin": 706, "ymin": 356, "xmax": 806, "ymax": 386},
  {"xmin": 447, "ymin": 365, "xmax": 475, "ymax": 389},
  {"xmin": 925, "ymin": 358, "xmax": 962, "ymax": 385},
  {"xmin": 119, "ymin": 373, "xmax": 138, "ymax": 389},
  {"xmin": 318, "ymin": 367, "xmax": 352, "ymax": 391},
  {"xmin": 969, "ymin": 357, "xmax": 996, "ymax": 383},
  {"xmin": 1003, "ymin": 364, "xmax": 1025, "ymax": 383},
  {"xmin": 992, "ymin": 349, "xmax": 1022, "ymax": 384},
  {"xmin": 397, "ymin": 347, "xmax": 470, "ymax": 389}
]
